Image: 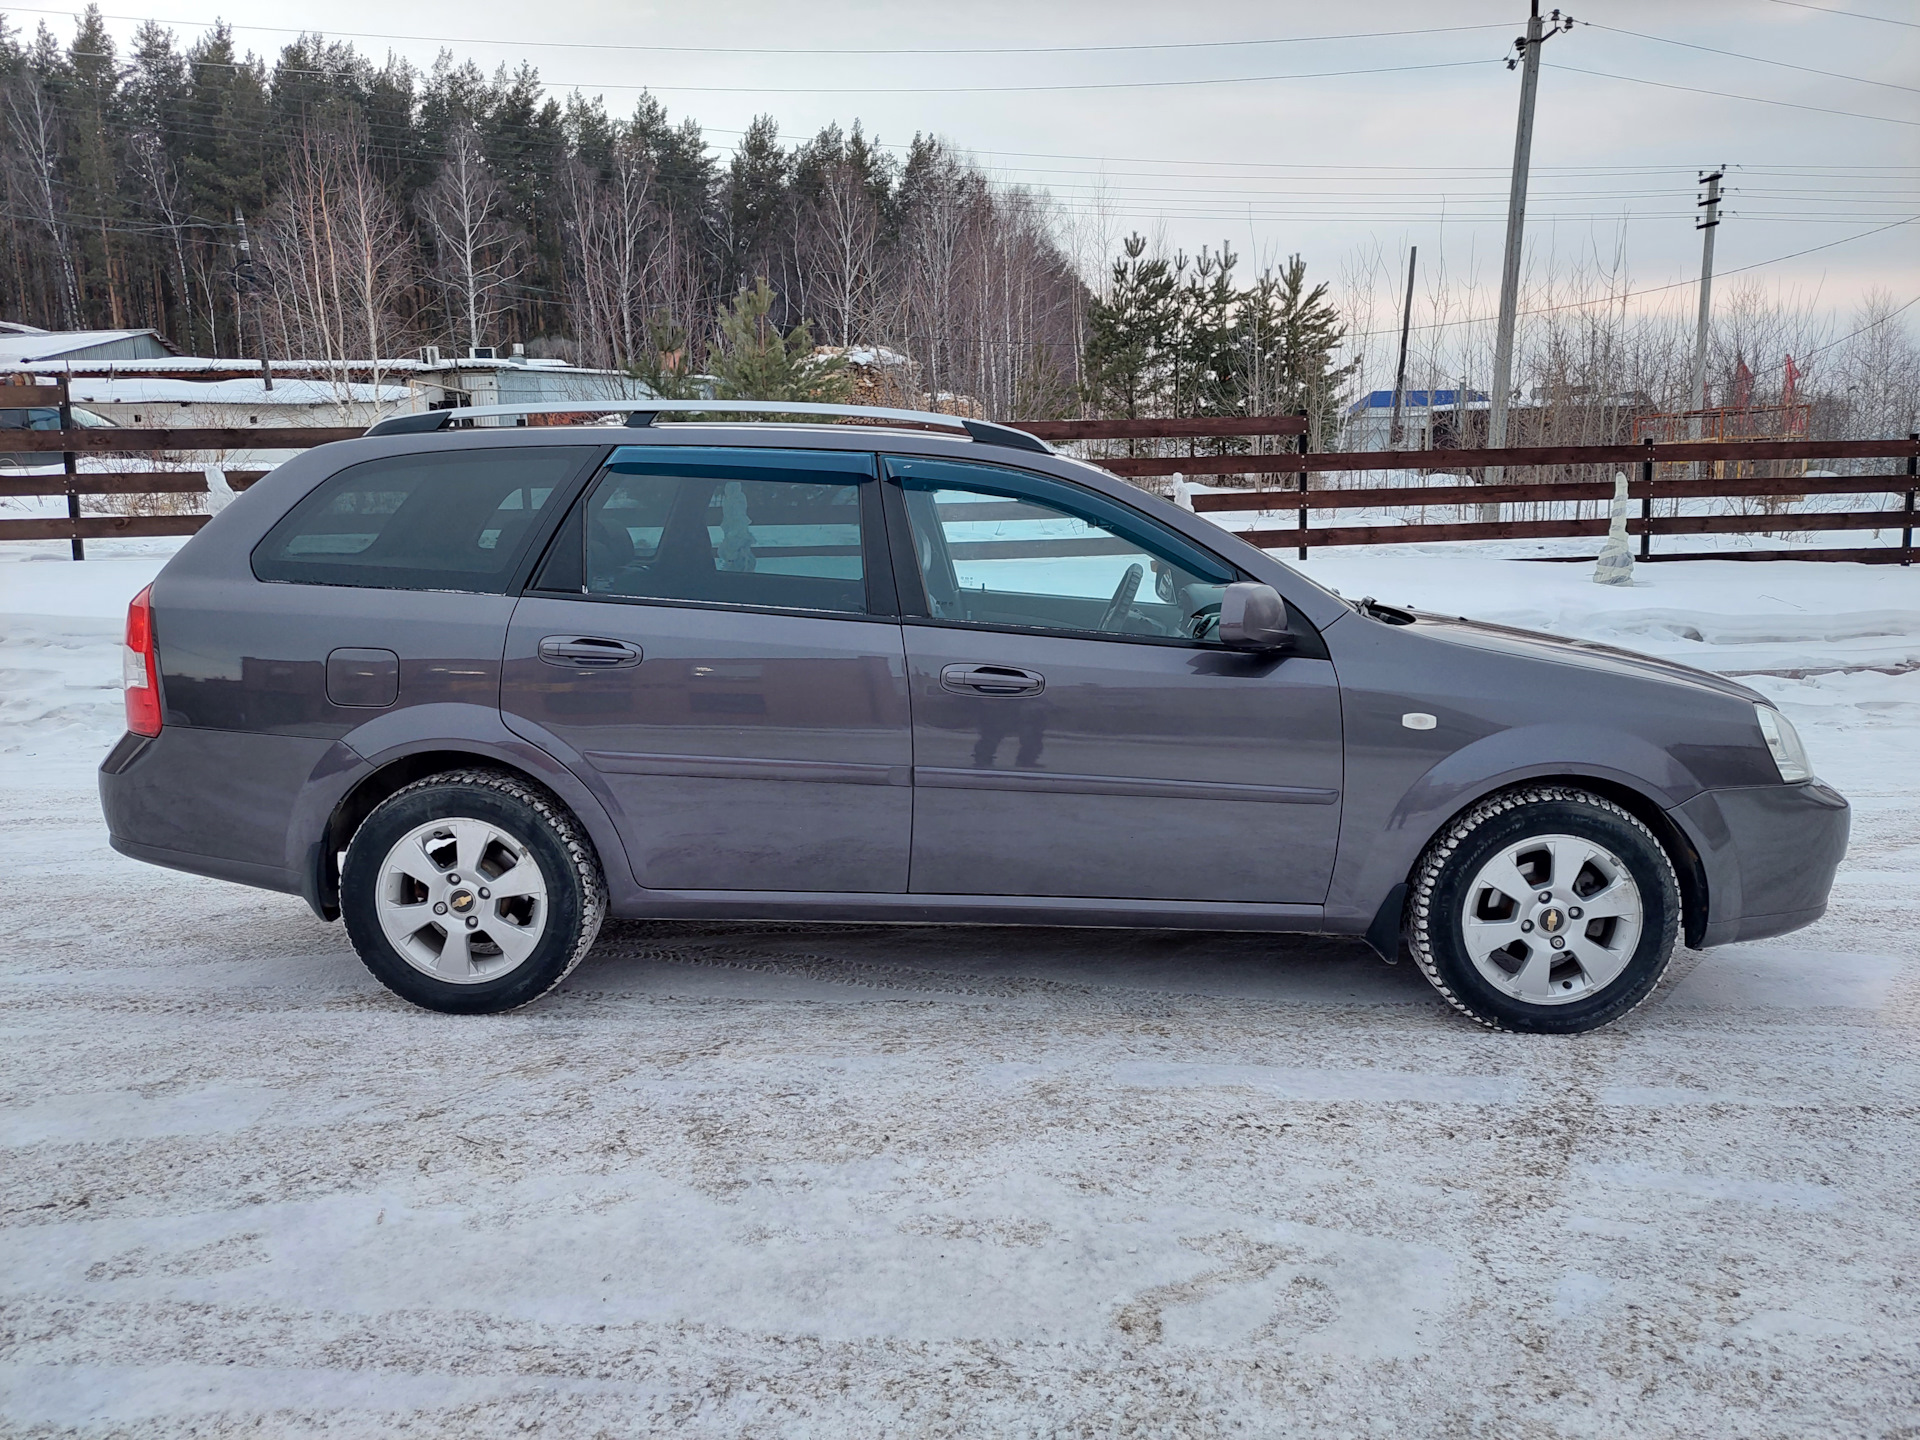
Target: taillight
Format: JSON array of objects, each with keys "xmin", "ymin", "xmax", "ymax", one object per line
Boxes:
[{"xmin": 123, "ymin": 585, "xmax": 162, "ymax": 737}]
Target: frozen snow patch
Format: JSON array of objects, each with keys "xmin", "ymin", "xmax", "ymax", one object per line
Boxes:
[
  {"xmin": 0, "ymin": 1085, "xmax": 279, "ymax": 1147},
  {"xmin": 1578, "ymin": 1162, "xmax": 1840, "ymax": 1210},
  {"xmin": 1666, "ymin": 948, "xmax": 1904, "ymax": 1010},
  {"xmin": 1726, "ymin": 1309, "xmax": 1860, "ymax": 1342},
  {"xmin": 1552, "ymin": 1270, "xmax": 1613, "ymax": 1318},
  {"xmin": 0, "ymin": 1362, "xmax": 611, "ymax": 1429},
  {"xmin": 1111, "ymin": 1061, "xmax": 1520, "ymax": 1105}
]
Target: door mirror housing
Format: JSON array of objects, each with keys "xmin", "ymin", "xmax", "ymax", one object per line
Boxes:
[{"xmin": 1217, "ymin": 582, "xmax": 1294, "ymax": 653}]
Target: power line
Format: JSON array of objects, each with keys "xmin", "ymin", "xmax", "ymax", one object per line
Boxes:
[
  {"xmin": 1, "ymin": 7, "xmax": 1521, "ymax": 57},
  {"xmin": 1798, "ymin": 294, "xmax": 1920, "ymax": 358},
  {"xmin": 1759, "ymin": 0, "xmax": 1920, "ymax": 29},
  {"xmin": 1545, "ymin": 62, "xmax": 1920, "ymax": 127},
  {"xmin": 1584, "ymin": 20, "xmax": 1920, "ymax": 94},
  {"xmin": 1347, "ymin": 212, "xmax": 1920, "ymax": 337},
  {"xmin": 63, "ymin": 46, "xmax": 1509, "ymax": 97}
]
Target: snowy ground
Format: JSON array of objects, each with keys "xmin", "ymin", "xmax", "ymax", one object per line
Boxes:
[{"xmin": 3, "ymin": 535, "xmax": 1919, "ymax": 1437}]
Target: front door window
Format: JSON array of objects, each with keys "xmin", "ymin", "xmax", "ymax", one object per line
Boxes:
[{"xmin": 893, "ymin": 460, "xmax": 1236, "ymax": 644}]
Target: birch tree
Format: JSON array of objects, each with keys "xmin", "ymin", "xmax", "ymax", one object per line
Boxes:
[
  {"xmin": 257, "ymin": 123, "xmax": 417, "ymax": 400},
  {"xmin": 2, "ymin": 68, "xmax": 82, "ymax": 329},
  {"xmin": 419, "ymin": 123, "xmax": 524, "ymax": 352}
]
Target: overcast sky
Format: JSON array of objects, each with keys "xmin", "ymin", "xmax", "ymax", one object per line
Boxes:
[{"xmin": 23, "ymin": 0, "xmax": 1920, "ymax": 336}]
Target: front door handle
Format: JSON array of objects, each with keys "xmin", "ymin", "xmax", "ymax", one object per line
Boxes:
[
  {"xmin": 538, "ymin": 636, "xmax": 642, "ymax": 669},
  {"xmin": 941, "ymin": 663, "xmax": 1045, "ymax": 697}
]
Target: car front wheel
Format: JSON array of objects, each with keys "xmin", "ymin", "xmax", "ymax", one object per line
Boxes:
[
  {"xmin": 1407, "ymin": 786, "xmax": 1681, "ymax": 1033},
  {"xmin": 341, "ymin": 768, "xmax": 606, "ymax": 1014}
]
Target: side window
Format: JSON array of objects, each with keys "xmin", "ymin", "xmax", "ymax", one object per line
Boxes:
[
  {"xmin": 0, "ymin": 408, "xmax": 61, "ymax": 432},
  {"xmin": 577, "ymin": 447, "xmax": 874, "ymax": 616},
  {"xmin": 253, "ymin": 447, "xmax": 590, "ymax": 592},
  {"xmin": 890, "ymin": 457, "xmax": 1235, "ymax": 643}
]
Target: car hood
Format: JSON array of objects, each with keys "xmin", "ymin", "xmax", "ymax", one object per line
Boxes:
[{"xmin": 1406, "ymin": 611, "xmax": 1768, "ymax": 705}]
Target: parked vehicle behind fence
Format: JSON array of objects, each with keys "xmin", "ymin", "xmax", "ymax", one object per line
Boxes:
[{"xmin": 99, "ymin": 401, "xmax": 1848, "ymax": 1031}]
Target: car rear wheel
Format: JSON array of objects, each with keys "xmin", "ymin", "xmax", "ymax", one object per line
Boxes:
[
  {"xmin": 341, "ymin": 769, "xmax": 606, "ymax": 1014},
  {"xmin": 1406, "ymin": 786, "xmax": 1680, "ymax": 1033}
]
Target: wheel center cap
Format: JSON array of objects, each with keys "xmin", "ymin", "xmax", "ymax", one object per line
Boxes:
[
  {"xmin": 449, "ymin": 889, "xmax": 477, "ymax": 914},
  {"xmin": 1539, "ymin": 906, "xmax": 1564, "ymax": 934}
]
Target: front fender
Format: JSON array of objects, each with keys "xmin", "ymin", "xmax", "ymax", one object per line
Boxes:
[{"xmin": 1324, "ymin": 721, "xmax": 1709, "ymax": 933}]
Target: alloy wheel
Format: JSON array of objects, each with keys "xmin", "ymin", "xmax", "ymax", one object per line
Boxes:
[
  {"xmin": 374, "ymin": 817, "xmax": 549, "ymax": 984},
  {"xmin": 1460, "ymin": 832, "xmax": 1645, "ymax": 1004}
]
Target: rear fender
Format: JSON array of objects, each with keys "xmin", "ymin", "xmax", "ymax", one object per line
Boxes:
[{"xmin": 308, "ymin": 703, "xmax": 638, "ymax": 919}]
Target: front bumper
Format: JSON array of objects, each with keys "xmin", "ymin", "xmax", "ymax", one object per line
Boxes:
[{"xmin": 1673, "ymin": 779, "xmax": 1850, "ymax": 948}]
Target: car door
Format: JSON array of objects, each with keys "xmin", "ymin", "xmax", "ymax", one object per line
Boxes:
[
  {"xmin": 500, "ymin": 445, "xmax": 913, "ymax": 894},
  {"xmin": 883, "ymin": 455, "xmax": 1343, "ymax": 904}
]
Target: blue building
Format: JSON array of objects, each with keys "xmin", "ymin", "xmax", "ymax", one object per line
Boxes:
[{"xmin": 1345, "ymin": 387, "xmax": 1488, "ymax": 452}]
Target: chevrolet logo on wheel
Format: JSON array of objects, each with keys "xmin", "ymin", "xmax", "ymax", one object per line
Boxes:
[{"xmin": 1541, "ymin": 909, "xmax": 1563, "ymax": 932}]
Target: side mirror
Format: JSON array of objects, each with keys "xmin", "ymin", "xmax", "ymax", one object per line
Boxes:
[{"xmin": 1217, "ymin": 582, "xmax": 1294, "ymax": 653}]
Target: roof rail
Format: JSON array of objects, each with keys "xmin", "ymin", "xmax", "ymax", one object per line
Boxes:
[{"xmin": 362, "ymin": 399, "xmax": 1053, "ymax": 454}]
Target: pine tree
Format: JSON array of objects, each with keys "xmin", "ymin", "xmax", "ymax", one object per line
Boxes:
[
  {"xmin": 626, "ymin": 321, "xmax": 703, "ymax": 400},
  {"xmin": 1235, "ymin": 255, "xmax": 1356, "ymax": 449},
  {"xmin": 627, "ymin": 92, "xmax": 714, "ymax": 234},
  {"xmin": 1082, "ymin": 233, "xmax": 1177, "ymax": 422},
  {"xmin": 66, "ymin": 8, "xmax": 126, "ymax": 326},
  {"xmin": 720, "ymin": 117, "xmax": 790, "ymax": 303},
  {"xmin": 710, "ymin": 277, "xmax": 852, "ymax": 405},
  {"xmin": 1170, "ymin": 243, "xmax": 1241, "ymax": 423}
]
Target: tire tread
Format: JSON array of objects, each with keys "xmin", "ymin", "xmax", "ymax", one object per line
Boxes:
[
  {"xmin": 346, "ymin": 767, "xmax": 606, "ymax": 1011},
  {"xmin": 1405, "ymin": 785, "xmax": 1681, "ymax": 1032}
]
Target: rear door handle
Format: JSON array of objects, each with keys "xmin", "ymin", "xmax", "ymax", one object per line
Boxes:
[
  {"xmin": 538, "ymin": 636, "xmax": 642, "ymax": 669},
  {"xmin": 941, "ymin": 663, "xmax": 1045, "ymax": 697}
]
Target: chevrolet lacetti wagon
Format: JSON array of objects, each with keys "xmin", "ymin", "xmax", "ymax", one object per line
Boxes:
[{"xmin": 98, "ymin": 400, "xmax": 1850, "ymax": 1031}]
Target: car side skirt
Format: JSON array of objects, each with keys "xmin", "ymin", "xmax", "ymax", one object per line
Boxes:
[{"xmin": 608, "ymin": 889, "xmax": 1325, "ymax": 932}]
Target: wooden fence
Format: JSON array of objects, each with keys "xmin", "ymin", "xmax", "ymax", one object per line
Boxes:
[
  {"xmin": 1, "ymin": 387, "xmax": 1914, "ymax": 564},
  {"xmin": 1176, "ymin": 435, "xmax": 1920, "ymax": 565}
]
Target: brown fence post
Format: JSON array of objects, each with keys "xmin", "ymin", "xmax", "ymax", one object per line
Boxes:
[
  {"xmin": 1904, "ymin": 433, "xmax": 1916, "ymax": 568},
  {"xmin": 57, "ymin": 379, "xmax": 82, "ymax": 561},
  {"xmin": 1295, "ymin": 409, "xmax": 1309, "ymax": 561},
  {"xmin": 1639, "ymin": 437, "xmax": 1654, "ymax": 562}
]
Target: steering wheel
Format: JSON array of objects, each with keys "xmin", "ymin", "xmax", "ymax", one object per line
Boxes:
[{"xmin": 1098, "ymin": 562, "xmax": 1145, "ymax": 633}]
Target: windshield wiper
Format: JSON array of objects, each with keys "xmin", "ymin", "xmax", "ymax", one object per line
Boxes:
[{"xmin": 1354, "ymin": 596, "xmax": 1417, "ymax": 625}]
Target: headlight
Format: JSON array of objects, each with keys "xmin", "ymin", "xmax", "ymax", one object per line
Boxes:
[{"xmin": 1754, "ymin": 703, "xmax": 1811, "ymax": 783}]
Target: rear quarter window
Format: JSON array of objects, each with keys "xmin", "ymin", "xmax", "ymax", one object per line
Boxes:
[{"xmin": 252, "ymin": 447, "xmax": 593, "ymax": 592}]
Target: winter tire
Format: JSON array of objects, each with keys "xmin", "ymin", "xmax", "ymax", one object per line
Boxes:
[
  {"xmin": 341, "ymin": 768, "xmax": 606, "ymax": 1014},
  {"xmin": 1407, "ymin": 786, "xmax": 1680, "ymax": 1033}
]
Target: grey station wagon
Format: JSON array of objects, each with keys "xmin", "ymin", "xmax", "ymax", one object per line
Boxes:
[{"xmin": 99, "ymin": 400, "xmax": 1849, "ymax": 1031}]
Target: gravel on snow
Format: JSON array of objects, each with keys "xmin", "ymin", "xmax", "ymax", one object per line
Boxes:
[{"xmin": 2, "ymin": 541, "xmax": 1918, "ymax": 1437}]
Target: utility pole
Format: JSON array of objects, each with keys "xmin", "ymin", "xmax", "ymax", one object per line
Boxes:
[
  {"xmin": 1487, "ymin": 4, "xmax": 1576, "ymax": 460},
  {"xmin": 1389, "ymin": 245, "xmax": 1417, "ymax": 447},
  {"xmin": 1689, "ymin": 169, "xmax": 1724, "ymax": 421},
  {"xmin": 234, "ymin": 211, "xmax": 273, "ymax": 392}
]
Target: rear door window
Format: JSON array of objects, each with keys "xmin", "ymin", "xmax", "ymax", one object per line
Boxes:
[
  {"xmin": 253, "ymin": 447, "xmax": 594, "ymax": 592},
  {"xmin": 552, "ymin": 446, "xmax": 880, "ymax": 616}
]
